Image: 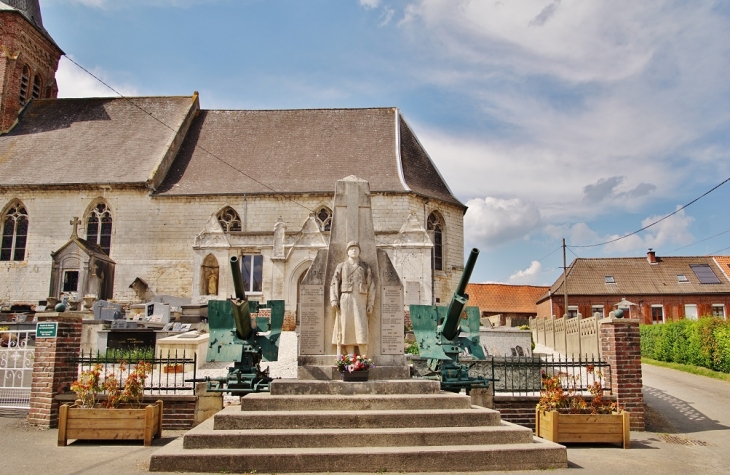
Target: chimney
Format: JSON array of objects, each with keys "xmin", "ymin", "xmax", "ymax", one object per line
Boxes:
[{"xmin": 647, "ymin": 248, "xmax": 657, "ymax": 264}]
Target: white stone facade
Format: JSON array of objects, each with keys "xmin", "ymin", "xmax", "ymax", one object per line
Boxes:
[{"xmin": 0, "ymin": 187, "xmax": 463, "ymax": 317}]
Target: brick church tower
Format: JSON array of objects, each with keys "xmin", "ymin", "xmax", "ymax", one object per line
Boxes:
[{"xmin": 0, "ymin": 0, "xmax": 62, "ymax": 131}]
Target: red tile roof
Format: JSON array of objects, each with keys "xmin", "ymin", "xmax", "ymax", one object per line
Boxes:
[{"xmin": 465, "ymin": 283, "xmax": 549, "ymax": 314}]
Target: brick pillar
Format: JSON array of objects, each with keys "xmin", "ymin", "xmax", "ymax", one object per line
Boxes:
[
  {"xmin": 600, "ymin": 317, "xmax": 645, "ymax": 430},
  {"xmin": 27, "ymin": 314, "xmax": 82, "ymax": 428}
]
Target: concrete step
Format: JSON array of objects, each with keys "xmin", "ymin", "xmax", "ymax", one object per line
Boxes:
[
  {"xmin": 239, "ymin": 392, "xmax": 473, "ymax": 411},
  {"xmin": 270, "ymin": 378, "xmax": 441, "ymax": 395},
  {"xmin": 212, "ymin": 405, "xmax": 502, "ymax": 430},
  {"xmin": 183, "ymin": 418, "xmax": 535, "ymax": 449},
  {"xmin": 150, "ymin": 437, "xmax": 568, "ymax": 473}
]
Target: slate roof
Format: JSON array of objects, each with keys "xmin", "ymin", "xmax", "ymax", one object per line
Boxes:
[
  {"xmin": 156, "ymin": 108, "xmax": 463, "ymax": 207},
  {"xmin": 542, "ymin": 256, "xmax": 730, "ymax": 301},
  {"xmin": 465, "ymin": 283, "xmax": 549, "ymax": 314},
  {"xmin": 0, "ymin": 96, "xmax": 197, "ymax": 187}
]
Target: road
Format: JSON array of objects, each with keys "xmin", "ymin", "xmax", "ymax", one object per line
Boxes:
[{"xmin": 0, "ymin": 363, "xmax": 729, "ymax": 474}]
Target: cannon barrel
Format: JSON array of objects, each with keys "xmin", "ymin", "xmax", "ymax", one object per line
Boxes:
[
  {"xmin": 230, "ymin": 256, "xmax": 247, "ymax": 300},
  {"xmin": 441, "ymin": 248, "xmax": 479, "ymax": 341}
]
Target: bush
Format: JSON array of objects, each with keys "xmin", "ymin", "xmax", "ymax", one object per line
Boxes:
[{"xmin": 641, "ymin": 317, "xmax": 730, "ymax": 373}]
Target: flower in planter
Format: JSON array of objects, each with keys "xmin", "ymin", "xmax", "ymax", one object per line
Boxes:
[
  {"xmin": 335, "ymin": 353, "xmax": 374, "ymax": 373},
  {"xmin": 537, "ymin": 366, "xmax": 617, "ymax": 415},
  {"xmin": 71, "ymin": 360, "xmax": 152, "ymax": 409}
]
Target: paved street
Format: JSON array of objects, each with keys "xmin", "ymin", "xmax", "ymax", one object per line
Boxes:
[{"xmin": 1, "ymin": 363, "xmax": 729, "ymax": 474}]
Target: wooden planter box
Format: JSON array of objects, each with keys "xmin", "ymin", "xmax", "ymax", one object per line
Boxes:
[
  {"xmin": 536, "ymin": 409, "xmax": 630, "ymax": 449},
  {"xmin": 58, "ymin": 400, "xmax": 163, "ymax": 446}
]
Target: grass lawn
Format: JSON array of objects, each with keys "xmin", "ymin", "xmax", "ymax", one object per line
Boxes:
[{"xmin": 642, "ymin": 357, "xmax": 730, "ymax": 382}]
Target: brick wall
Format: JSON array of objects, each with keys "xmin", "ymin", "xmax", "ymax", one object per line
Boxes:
[{"xmin": 0, "ymin": 11, "xmax": 61, "ymax": 131}]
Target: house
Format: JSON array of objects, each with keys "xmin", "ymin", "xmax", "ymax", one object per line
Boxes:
[
  {"xmin": 536, "ymin": 250, "xmax": 730, "ymax": 324},
  {"xmin": 465, "ymin": 283, "xmax": 549, "ymax": 327},
  {"xmin": 0, "ymin": 1, "xmax": 465, "ymax": 324}
]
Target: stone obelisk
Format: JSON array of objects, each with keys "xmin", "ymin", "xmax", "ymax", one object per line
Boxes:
[{"xmin": 298, "ymin": 176, "xmax": 408, "ymax": 380}]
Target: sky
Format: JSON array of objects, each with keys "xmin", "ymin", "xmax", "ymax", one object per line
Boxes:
[{"xmin": 36, "ymin": 0, "xmax": 730, "ymax": 285}]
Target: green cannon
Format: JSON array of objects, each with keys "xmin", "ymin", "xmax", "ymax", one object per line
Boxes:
[
  {"xmin": 409, "ymin": 248, "xmax": 491, "ymax": 392},
  {"xmin": 187, "ymin": 256, "xmax": 284, "ymax": 395}
]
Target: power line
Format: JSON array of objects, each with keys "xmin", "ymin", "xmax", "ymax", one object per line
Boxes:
[
  {"xmin": 62, "ymin": 55, "xmax": 315, "ymax": 213},
  {"xmin": 667, "ymin": 228, "xmax": 730, "ymax": 254},
  {"xmin": 568, "ymin": 176, "xmax": 730, "ymax": 249}
]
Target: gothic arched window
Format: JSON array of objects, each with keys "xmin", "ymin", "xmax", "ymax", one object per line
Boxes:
[
  {"xmin": 315, "ymin": 206, "xmax": 332, "ymax": 232},
  {"xmin": 32, "ymin": 75, "xmax": 42, "ymax": 99},
  {"xmin": 427, "ymin": 211, "xmax": 444, "ymax": 271},
  {"xmin": 1, "ymin": 201, "xmax": 29, "ymax": 261},
  {"xmin": 217, "ymin": 206, "xmax": 242, "ymax": 232},
  {"xmin": 86, "ymin": 202, "xmax": 113, "ymax": 255},
  {"xmin": 19, "ymin": 65, "xmax": 30, "ymax": 105}
]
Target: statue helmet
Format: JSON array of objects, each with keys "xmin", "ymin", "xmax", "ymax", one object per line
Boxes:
[{"xmin": 346, "ymin": 241, "xmax": 360, "ymax": 251}]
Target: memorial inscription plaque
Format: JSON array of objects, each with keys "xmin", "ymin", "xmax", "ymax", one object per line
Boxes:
[
  {"xmin": 380, "ymin": 284, "xmax": 404, "ymax": 355},
  {"xmin": 299, "ymin": 284, "xmax": 325, "ymax": 354}
]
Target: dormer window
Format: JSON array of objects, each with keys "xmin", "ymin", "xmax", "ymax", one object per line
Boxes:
[
  {"xmin": 604, "ymin": 276, "xmax": 615, "ymax": 284},
  {"xmin": 677, "ymin": 274, "xmax": 689, "ymax": 283}
]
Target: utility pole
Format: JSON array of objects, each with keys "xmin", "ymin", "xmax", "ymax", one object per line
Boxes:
[{"xmin": 562, "ymin": 238, "xmax": 568, "ymax": 318}]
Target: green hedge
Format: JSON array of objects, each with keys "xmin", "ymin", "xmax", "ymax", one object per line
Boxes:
[{"xmin": 641, "ymin": 317, "xmax": 730, "ymax": 373}]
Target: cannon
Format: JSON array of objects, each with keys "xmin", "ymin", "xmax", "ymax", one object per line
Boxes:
[
  {"xmin": 409, "ymin": 248, "xmax": 491, "ymax": 392},
  {"xmin": 187, "ymin": 256, "xmax": 284, "ymax": 395}
]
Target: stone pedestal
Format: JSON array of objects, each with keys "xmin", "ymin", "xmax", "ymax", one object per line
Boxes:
[{"xmin": 600, "ymin": 317, "xmax": 645, "ymax": 430}]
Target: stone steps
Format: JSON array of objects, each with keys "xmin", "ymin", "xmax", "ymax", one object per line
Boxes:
[
  {"xmin": 149, "ymin": 379, "xmax": 567, "ymax": 473},
  {"xmin": 183, "ymin": 418, "xmax": 535, "ymax": 449},
  {"xmin": 213, "ymin": 406, "xmax": 502, "ymax": 430},
  {"xmin": 151, "ymin": 438, "xmax": 567, "ymax": 473}
]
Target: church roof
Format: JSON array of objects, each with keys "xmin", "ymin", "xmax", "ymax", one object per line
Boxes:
[
  {"xmin": 155, "ymin": 107, "xmax": 463, "ymax": 207},
  {"xmin": 0, "ymin": 96, "xmax": 198, "ymax": 188}
]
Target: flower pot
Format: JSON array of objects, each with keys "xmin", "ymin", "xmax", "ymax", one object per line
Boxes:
[
  {"xmin": 536, "ymin": 409, "xmax": 630, "ymax": 449},
  {"xmin": 341, "ymin": 369, "xmax": 369, "ymax": 382},
  {"xmin": 58, "ymin": 400, "xmax": 163, "ymax": 446}
]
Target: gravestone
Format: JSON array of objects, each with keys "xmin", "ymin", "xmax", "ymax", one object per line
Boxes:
[{"xmin": 298, "ymin": 176, "xmax": 408, "ymax": 380}]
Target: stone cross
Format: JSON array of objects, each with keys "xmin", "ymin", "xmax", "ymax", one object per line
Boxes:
[{"xmin": 70, "ymin": 217, "xmax": 81, "ymax": 238}]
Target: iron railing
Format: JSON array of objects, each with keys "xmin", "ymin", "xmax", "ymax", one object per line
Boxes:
[
  {"xmin": 467, "ymin": 354, "xmax": 611, "ymax": 396},
  {"xmin": 0, "ymin": 327, "xmax": 35, "ymax": 409},
  {"xmin": 72, "ymin": 349, "xmax": 197, "ymax": 395}
]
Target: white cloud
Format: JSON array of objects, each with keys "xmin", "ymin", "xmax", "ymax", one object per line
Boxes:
[
  {"xmin": 56, "ymin": 57, "xmax": 139, "ymax": 98},
  {"xmin": 547, "ymin": 208, "xmax": 695, "ymax": 254},
  {"xmin": 509, "ymin": 260, "xmax": 543, "ymax": 283},
  {"xmin": 464, "ymin": 196, "xmax": 541, "ymax": 249},
  {"xmin": 47, "ymin": 0, "xmax": 218, "ymax": 8},
  {"xmin": 358, "ymin": 0, "xmax": 381, "ymax": 8}
]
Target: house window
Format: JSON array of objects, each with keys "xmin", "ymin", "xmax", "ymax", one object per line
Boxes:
[
  {"xmin": 567, "ymin": 306, "xmax": 579, "ymax": 318},
  {"xmin": 1, "ymin": 201, "xmax": 29, "ymax": 261},
  {"xmin": 591, "ymin": 305, "xmax": 604, "ymax": 318},
  {"xmin": 604, "ymin": 276, "xmax": 615, "ymax": 284},
  {"xmin": 684, "ymin": 304, "xmax": 698, "ymax": 321},
  {"xmin": 217, "ymin": 206, "xmax": 242, "ymax": 232},
  {"xmin": 315, "ymin": 206, "xmax": 332, "ymax": 231},
  {"xmin": 19, "ymin": 65, "xmax": 29, "ymax": 105},
  {"xmin": 240, "ymin": 254, "xmax": 263, "ymax": 293},
  {"xmin": 651, "ymin": 305, "xmax": 664, "ymax": 324},
  {"xmin": 712, "ymin": 304, "xmax": 725, "ymax": 318},
  {"xmin": 677, "ymin": 274, "xmax": 689, "ymax": 283},
  {"xmin": 86, "ymin": 202, "xmax": 112, "ymax": 255},
  {"xmin": 427, "ymin": 211, "xmax": 444, "ymax": 271},
  {"xmin": 32, "ymin": 75, "xmax": 42, "ymax": 99}
]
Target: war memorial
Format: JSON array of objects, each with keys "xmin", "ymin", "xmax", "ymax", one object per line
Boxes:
[{"xmin": 146, "ymin": 176, "xmax": 568, "ymax": 473}]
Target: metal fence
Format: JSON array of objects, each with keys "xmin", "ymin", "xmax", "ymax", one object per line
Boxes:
[
  {"xmin": 467, "ymin": 354, "xmax": 611, "ymax": 396},
  {"xmin": 0, "ymin": 327, "xmax": 36, "ymax": 409},
  {"xmin": 72, "ymin": 349, "xmax": 197, "ymax": 395}
]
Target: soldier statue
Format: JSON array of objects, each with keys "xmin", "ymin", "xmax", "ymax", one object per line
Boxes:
[{"xmin": 330, "ymin": 241, "xmax": 376, "ymax": 356}]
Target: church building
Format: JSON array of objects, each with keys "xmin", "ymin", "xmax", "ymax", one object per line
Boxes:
[{"xmin": 0, "ymin": 1, "xmax": 466, "ymax": 323}]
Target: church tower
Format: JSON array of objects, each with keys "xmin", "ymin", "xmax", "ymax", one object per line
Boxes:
[{"xmin": 0, "ymin": 0, "xmax": 63, "ymax": 131}]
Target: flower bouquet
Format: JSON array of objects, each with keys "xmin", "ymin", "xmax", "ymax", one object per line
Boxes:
[{"xmin": 335, "ymin": 354, "xmax": 374, "ymax": 381}]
